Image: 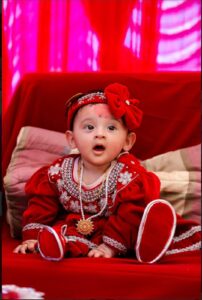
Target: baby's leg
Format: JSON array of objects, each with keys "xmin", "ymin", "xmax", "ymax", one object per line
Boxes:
[
  {"xmin": 135, "ymin": 199, "xmax": 176, "ymax": 263},
  {"xmin": 37, "ymin": 224, "xmax": 68, "ymax": 261},
  {"xmin": 37, "ymin": 223, "xmax": 93, "ymax": 261}
]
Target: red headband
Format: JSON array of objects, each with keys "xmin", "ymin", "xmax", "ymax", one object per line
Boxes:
[{"xmin": 66, "ymin": 83, "xmax": 143, "ymax": 131}]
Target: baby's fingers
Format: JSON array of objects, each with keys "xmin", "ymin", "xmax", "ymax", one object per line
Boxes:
[
  {"xmin": 13, "ymin": 245, "xmax": 21, "ymax": 253},
  {"xmin": 27, "ymin": 241, "xmax": 38, "ymax": 252},
  {"xmin": 93, "ymin": 251, "xmax": 103, "ymax": 258},
  {"xmin": 13, "ymin": 244, "xmax": 28, "ymax": 254},
  {"xmin": 88, "ymin": 249, "xmax": 96, "ymax": 257},
  {"xmin": 88, "ymin": 249, "xmax": 104, "ymax": 258},
  {"xmin": 13, "ymin": 240, "xmax": 38, "ymax": 254}
]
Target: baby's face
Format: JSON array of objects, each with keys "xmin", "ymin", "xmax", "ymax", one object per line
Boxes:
[{"xmin": 71, "ymin": 103, "xmax": 133, "ymax": 168}]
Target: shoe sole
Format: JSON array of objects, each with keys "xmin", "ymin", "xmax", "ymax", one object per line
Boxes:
[{"xmin": 136, "ymin": 199, "xmax": 176, "ymax": 263}]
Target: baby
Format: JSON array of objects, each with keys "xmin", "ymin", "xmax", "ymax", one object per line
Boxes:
[{"xmin": 14, "ymin": 83, "xmax": 201, "ymax": 263}]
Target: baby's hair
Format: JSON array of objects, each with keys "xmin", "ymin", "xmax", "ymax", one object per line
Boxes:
[
  {"xmin": 65, "ymin": 93, "xmax": 84, "ymax": 117},
  {"xmin": 65, "ymin": 89, "xmax": 104, "ymax": 129}
]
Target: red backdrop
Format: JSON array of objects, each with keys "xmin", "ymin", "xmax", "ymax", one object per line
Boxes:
[{"xmin": 2, "ymin": 0, "xmax": 201, "ymax": 115}]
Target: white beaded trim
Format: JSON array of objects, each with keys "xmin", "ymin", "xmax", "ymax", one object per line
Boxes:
[
  {"xmin": 103, "ymin": 235, "xmax": 127, "ymax": 253},
  {"xmin": 172, "ymin": 225, "xmax": 201, "ymax": 243},
  {"xmin": 78, "ymin": 92, "xmax": 106, "ymax": 104},
  {"xmin": 22, "ymin": 223, "xmax": 45, "ymax": 231},
  {"xmin": 60, "ymin": 157, "xmax": 123, "ymax": 203},
  {"xmin": 166, "ymin": 241, "xmax": 201, "ymax": 255},
  {"xmin": 67, "ymin": 235, "xmax": 97, "ymax": 249}
]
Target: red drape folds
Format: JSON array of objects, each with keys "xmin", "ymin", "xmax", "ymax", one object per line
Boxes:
[
  {"xmin": 140, "ymin": 0, "xmax": 160, "ymax": 70},
  {"xmin": 2, "ymin": 17, "xmax": 11, "ymax": 113},
  {"xmin": 82, "ymin": 0, "xmax": 137, "ymax": 70},
  {"xmin": 81, "ymin": 0, "xmax": 161, "ymax": 71},
  {"xmin": 2, "ymin": 0, "xmax": 201, "ymax": 115},
  {"xmin": 37, "ymin": 0, "xmax": 51, "ymax": 72}
]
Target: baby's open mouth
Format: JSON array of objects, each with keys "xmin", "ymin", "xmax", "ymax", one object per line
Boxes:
[{"xmin": 93, "ymin": 145, "xmax": 105, "ymax": 151}]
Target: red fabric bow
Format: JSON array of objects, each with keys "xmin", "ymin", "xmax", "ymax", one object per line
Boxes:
[{"xmin": 104, "ymin": 83, "xmax": 143, "ymax": 131}]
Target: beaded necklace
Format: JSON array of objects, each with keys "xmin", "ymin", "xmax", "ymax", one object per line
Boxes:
[{"xmin": 76, "ymin": 159, "xmax": 115, "ymax": 235}]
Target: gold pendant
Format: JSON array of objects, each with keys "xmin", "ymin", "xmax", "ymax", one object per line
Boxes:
[{"xmin": 76, "ymin": 219, "xmax": 94, "ymax": 235}]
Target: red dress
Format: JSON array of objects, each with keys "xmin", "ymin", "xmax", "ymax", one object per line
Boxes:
[{"xmin": 22, "ymin": 153, "xmax": 201, "ymax": 257}]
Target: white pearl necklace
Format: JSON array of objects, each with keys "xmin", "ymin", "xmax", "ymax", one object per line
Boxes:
[{"xmin": 76, "ymin": 160, "xmax": 115, "ymax": 235}]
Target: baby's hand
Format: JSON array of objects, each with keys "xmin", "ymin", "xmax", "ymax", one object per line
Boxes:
[
  {"xmin": 13, "ymin": 240, "xmax": 38, "ymax": 254},
  {"xmin": 88, "ymin": 243, "xmax": 115, "ymax": 258}
]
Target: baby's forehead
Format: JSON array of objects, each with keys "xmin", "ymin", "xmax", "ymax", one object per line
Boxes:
[{"xmin": 77, "ymin": 103, "xmax": 113, "ymax": 118}]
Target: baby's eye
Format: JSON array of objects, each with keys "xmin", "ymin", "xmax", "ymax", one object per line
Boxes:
[
  {"xmin": 84, "ymin": 124, "xmax": 94, "ymax": 131},
  {"xmin": 107, "ymin": 125, "xmax": 117, "ymax": 131}
]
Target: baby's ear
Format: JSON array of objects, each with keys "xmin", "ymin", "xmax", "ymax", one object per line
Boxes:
[
  {"xmin": 65, "ymin": 130, "xmax": 77, "ymax": 149},
  {"xmin": 123, "ymin": 132, "xmax": 136, "ymax": 151}
]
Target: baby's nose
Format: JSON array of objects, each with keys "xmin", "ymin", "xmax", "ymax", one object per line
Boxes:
[{"xmin": 95, "ymin": 128, "xmax": 105, "ymax": 138}]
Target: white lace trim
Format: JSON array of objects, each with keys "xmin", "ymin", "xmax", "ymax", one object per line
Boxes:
[
  {"xmin": 103, "ymin": 235, "xmax": 127, "ymax": 253},
  {"xmin": 173, "ymin": 225, "xmax": 201, "ymax": 243},
  {"xmin": 22, "ymin": 223, "xmax": 45, "ymax": 232},
  {"xmin": 166, "ymin": 241, "xmax": 201, "ymax": 255},
  {"xmin": 67, "ymin": 236, "xmax": 97, "ymax": 249}
]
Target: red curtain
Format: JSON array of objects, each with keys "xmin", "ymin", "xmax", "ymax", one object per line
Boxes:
[
  {"xmin": 2, "ymin": 0, "xmax": 201, "ymax": 115},
  {"xmin": 82, "ymin": 0, "xmax": 137, "ymax": 70}
]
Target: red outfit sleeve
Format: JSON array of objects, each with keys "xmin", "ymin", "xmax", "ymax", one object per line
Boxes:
[
  {"xmin": 22, "ymin": 165, "xmax": 61, "ymax": 241},
  {"xmin": 103, "ymin": 171, "xmax": 160, "ymax": 254}
]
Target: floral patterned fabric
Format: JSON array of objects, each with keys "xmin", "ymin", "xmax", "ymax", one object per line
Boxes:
[
  {"xmin": 22, "ymin": 152, "xmax": 160, "ymax": 255},
  {"xmin": 22, "ymin": 152, "xmax": 201, "ymax": 257}
]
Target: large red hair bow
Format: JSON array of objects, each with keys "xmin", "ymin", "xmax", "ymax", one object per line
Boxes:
[{"xmin": 104, "ymin": 83, "xmax": 143, "ymax": 131}]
